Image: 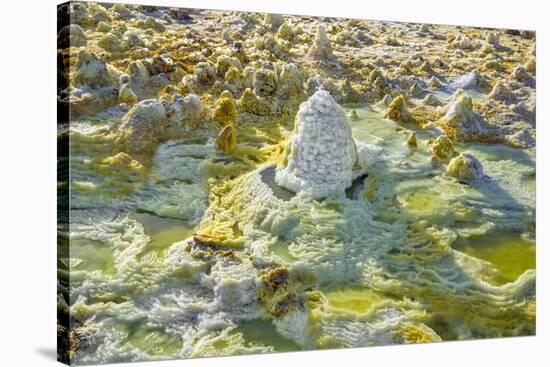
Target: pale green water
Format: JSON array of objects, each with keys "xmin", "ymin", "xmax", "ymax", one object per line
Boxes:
[
  {"xmin": 70, "ymin": 238, "xmax": 116, "ymax": 274},
  {"xmin": 453, "ymin": 232, "xmax": 536, "ymax": 285},
  {"xmin": 402, "ymin": 190, "xmax": 446, "ymax": 213},
  {"xmin": 235, "ymin": 319, "xmax": 301, "ymax": 352},
  {"xmin": 125, "ymin": 321, "xmax": 183, "ymax": 357},
  {"xmin": 271, "ymin": 239, "xmax": 298, "ymax": 263},
  {"xmin": 324, "ymin": 287, "xmax": 393, "ymax": 314},
  {"xmin": 133, "ymin": 212, "xmax": 194, "ymax": 259}
]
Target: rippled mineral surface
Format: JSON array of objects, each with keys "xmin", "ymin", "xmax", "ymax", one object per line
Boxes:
[{"xmin": 57, "ymin": 2, "xmax": 536, "ymax": 364}]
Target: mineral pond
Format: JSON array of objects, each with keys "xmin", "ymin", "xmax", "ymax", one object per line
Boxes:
[{"xmin": 57, "ymin": 2, "xmax": 536, "ymax": 364}]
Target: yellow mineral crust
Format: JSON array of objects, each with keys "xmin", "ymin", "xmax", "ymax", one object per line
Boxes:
[
  {"xmin": 237, "ymin": 88, "xmax": 272, "ymax": 115},
  {"xmin": 445, "ymin": 151, "xmax": 486, "ymax": 182},
  {"xmin": 430, "ymin": 135, "xmax": 455, "ymax": 161},
  {"xmin": 385, "ymin": 95, "xmax": 414, "ymax": 124},
  {"xmin": 216, "ymin": 125, "xmax": 237, "ymax": 153},
  {"xmin": 405, "ymin": 132, "xmax": 418, "ymax": 147},
  {"xmin": 212, "ymin": 92, "xmax": 237, "ymax": 126},
  {"xmin": 258, "ymin": 267, "xmax": 300, "ymax": 318}
]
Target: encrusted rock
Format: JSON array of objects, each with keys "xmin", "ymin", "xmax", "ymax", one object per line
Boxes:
[
  {"xmin": 348, "ymin": 110, "xmax": 359, "ymax": 121},
  {"xmin": 258, "ymin": 267, "xmax": 298, "ymax": 318},
  {"xmin": 419, "ymin": 61, "xmax": 433, "ymax": 74},
  {"xmin": 385, "ymin": 95, "xmax": 413, "ymax": 123},
  {"xmin": 237, "ymin": 88, "xmax": 272, "ymax": 115},
  {"xmin": 524, "ymin": 57, "xmax": 536, "ymax": 74},
  {"xmin": 216, "ymin": 125, "xmax": 237, "ymax": 153},
  {"xmin": 275, "ymin": 90, "xmax": 360, "ymax": 199},
  {"xmin": 122, "ymin": 30, "xmax": 144, "ymax": 48},
  {"xmin": 409, "ymin": 82, "xmax": 424, "ymax": 97},
  {"xmin": 224, "ymin": 67, "xmax": 245, "ymax": 95},
  {"xmin": 253, "ymin": 69, "xmax": 277, "ymax": 97},
  {"xmin": 98, "ymin": 32, "xmax": 123, "ymax": 52},
  {"xmin": 508, "ymin": 128, "xmax": 535, "ymax": 148},
  {"xmin": 308, "ymin": 25, "xmax": 334, "ymax": 60},
  {"xmin": 216, "ymin": 55, "xmax": 242, "ymax": 78},
  {"xmin": 431, "ymin": 57, "xmax": 447, "ymax": 69},
  {"xmin": 112, "ymin": 3, "xmax": 132, "ymax": 18},
  {"xmin": 427, "ymin": 76, "xmax": 441, "ymax": 89},
  {"xmin": 119, "ymin": 84, "xmax": 138, "ymax": 104},
  {"xmin": 384, "ymin": 36, "xmax": 402, "ymax": 46},
  {"xmin": 421, "ymin": 94, "xmax": 441, "ymax": 106},
  {"xmin": 487, "ymin": 81, "xmax": 512, "ymax": 101},
  {"xmin": 123, "ymin": 98, "xmax": 167, "ymax": 131},
  {"xmin": 405, "ymin": 132, "xmax": 417, "ymax": 147},
  {"xmin": 263, "ymin": 13, "xmax": 285, "ymax": 32},
  {"xmin": 520, "ymin": 30, "xmax": 535, "ymax": 39},
  {"xmin": 127, "ymin": 60, "xmax": 150, "ymax": 86},
  {"xmin": 278, "ymin": 63, "xmax": 303, "ymax": 98},
  {"xmin": 277, "ymin": 22, "xmax": 294, "ymax": 41},
  {"xmin": 451, "ymin": 71, "xmax": 488, "ymax": 90},
  {"xmin": 96, "ymin": 21, "xmax": 112, "ymax": 33},
  {"xmin": 431, "ymin": 135, "xmax": 455, "ymax": 161},
  {"xmin": 340, "ymin": 79, "xmax": 363, "ymax": 103},
  {"xmin": 440, "ymin": 89, "xmax": 477, "ymax": 128},
  {"xmin": 418, "ymin": 24, "xmax": 430, "ymax": 33},
  {"xmin": 89, "ymin": 3, "xmax": 111, "ymax": 24},
  {"xmin": 58, "ymin": 24, "xmax": 87, "ymax": 48},
  {"xmin": 137, "ymin": 16, "xmax": 165, "ymax": 32},
  {"xmin": 212, "ymin": 91, "xmax": 237, "ymax": 126},
  {"xmin": 510, "ymin": 65, "xmax": 531, "ymax": 83},
  {"xmin": 445, "ymin": 151, "xmax": 486, "ymax": 182},
  {"xmin": 74, "ymin": 50, "xmax": 117, "ymax": 88},
  {"xmin": 194, "ymin": 61, "xmax": 217, "ymax": 87},
  {"xmin": 176, "ymin": 94, "xmax": 203, "ymax": 122},
  {"xmin": 120, "ymin": 94, "xmax": 202, "ymax": 153},
  {"xmin": 485, "ymin": 32, "xmax": 500, "ymax": 47},
  {"xmin": 452, "ymin": 35, "xmax": 473, "ymax": 50}
]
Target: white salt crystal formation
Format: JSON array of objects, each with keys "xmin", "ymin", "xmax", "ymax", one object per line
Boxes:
[
  {"xmin": 440, "ymin": 89, "xmax": 496, "ymax": 137},
  {"xmin": 440, "ymin": 89, "xmax": 488, "ymax": 134},
  {"xmin": 275, "ymin": 90, "xmax": 359, "ymax": 199}
]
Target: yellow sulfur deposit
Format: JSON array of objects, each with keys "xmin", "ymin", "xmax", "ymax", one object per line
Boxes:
[
  {"xmin": 216, "ymin": 125, "xmax": 237, "ymax": 153},
  {"xmin": 430, "ymin": 135, "xmax": 455, "ymax": 161},
  {"xmin": 385, "ymin": 95, "xmax": 414, "ymax": 123},
  {"xmin": 212, "ymin": 92, "xmax": 237, "ymax": 126}
]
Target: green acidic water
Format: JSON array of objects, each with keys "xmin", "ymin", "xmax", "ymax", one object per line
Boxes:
[
  {"xmin": 126, "ymin": 321, "xmax": 183, "ymax": 357},
  {"xmin": 235, "ymin": 319, "xmax": 301, "ymax": 352},
  {"xmin": 70, "ymin": 237, "xmax": 116, "ymax": 274},
  {"xmin": 133, "ymin": 213, "xmax": 194, "ymax": 258},
  {"xmin": 271, "ymin": 239, "xmax": 298, "ymax": 263},
  {"xmin": 453, "ymin": 232, "xmax": 536, "ymax": 285},
  {"xmin": 324, "ymin": 287, "xmax": 392, "ymax": 314},
  {"xmin": 402, "ymin": 190, "xmax": 446, "ymax": 213}
]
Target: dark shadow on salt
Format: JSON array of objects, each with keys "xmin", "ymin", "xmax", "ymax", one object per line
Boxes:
[
  {"xmin": 345, "ymin": 173, "xmax": 368, "ymax": 199},
  {"xmin": 259, "ymin": 166, "xmax": 296, "ymax": 201}
]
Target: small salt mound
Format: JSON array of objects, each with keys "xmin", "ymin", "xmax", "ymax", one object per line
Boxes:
[
  {"xmin": 450, "ymin": 71, "xmax": 485, "ymax": 90},
  {"xmin": 445, "ymin": 151, "xmax": 486, "ymax": 182},
  {"xmin": 275, "ymin": 90, "xmax": 359, "ymax": 199},
  {"xmin": 441, "ymin": 89, "xmax": 477, "ymax": 127},
  {"xmin": 487, "ymin": 81, "xmax": 512, "ymax": 102},
  {"xmin": 486, "ymin": 32, "xmax": 500, "ymax": 48},
  {"xmin": 308, "ymin": 24, "xmax": 334, "ymax": 60}
]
